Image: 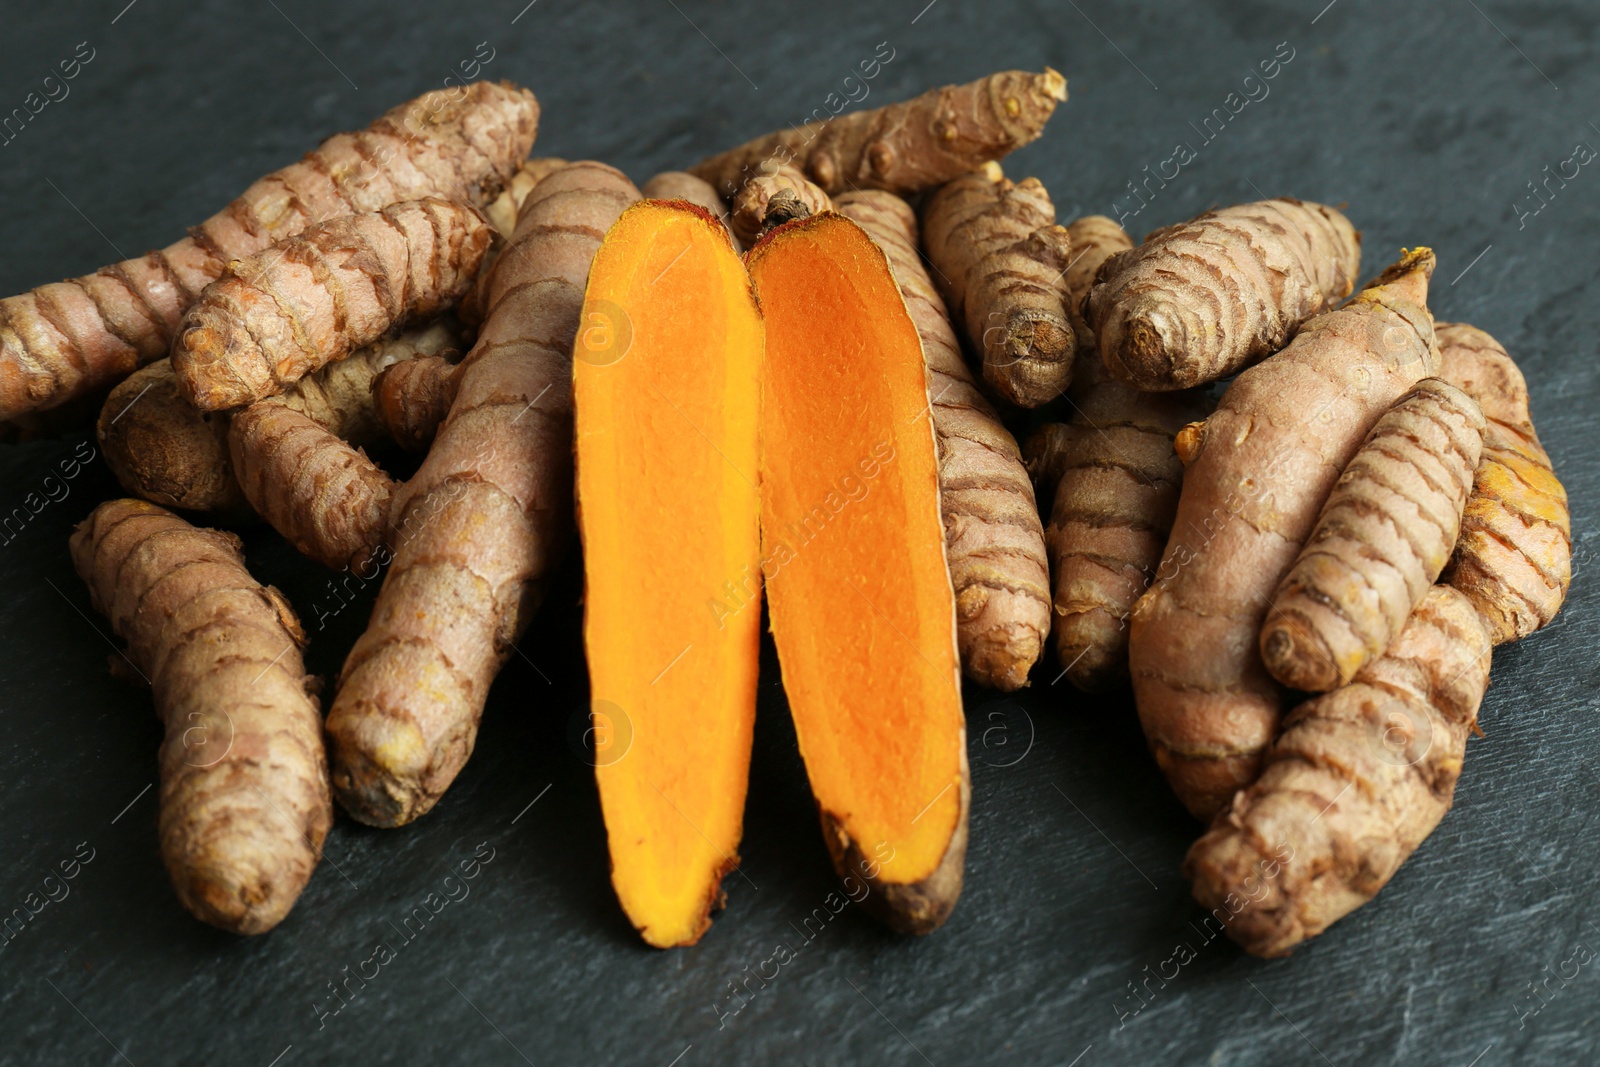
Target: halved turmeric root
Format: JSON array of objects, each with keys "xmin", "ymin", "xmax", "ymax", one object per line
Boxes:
[
  {"xmin": 575, "ymin": 201, "xmax": 765, "ymax": 948},
  {"xmin": 748, "ymin": 213, "xmax": 968, "ymax": 934}
]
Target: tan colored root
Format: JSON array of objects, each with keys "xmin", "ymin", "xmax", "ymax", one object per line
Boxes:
[
  {"xmin": 0, "ymin": 81, "xmax": 536, "ymax": 422},
  {"xmin": 1130, "ymin": 248, "xmax": 1441, "ymax": 821},
  {"xmin": 693, "ymin": 69, "xmax": 1066, "ymax": 198},
  {"xmin": 70, "ymin": 499, "xmax": 331, "ymax": 934},
  {"xmin": 462, "ymin": 158, "xmax": 568, "ymax": 326},
  {"xmin": 1187, "ymin": 585, "xmax": 1491, "ymax": 957},
  {"xmin": 641, "ymin": 171, "xmax": 738, "ymax": 247},
  {"xmin": 922, "ymin": 163, "xmax": 1075, "ymax": 408},
  {"xmin": 835, "ymin": 189, "xmax": 1050, "ymax": 691},
  {"xmin": 1436, "ymin": 323, "xmax": 1572, "ymax": 643},
  {"xmin": 1262, "ymin": 379, "xmax": 1485, "ymax": 692},
  {"xmin": 173, "ymin": 198, "xmax": 490, "ymax": 411},
  {"xmin": 1087, "ymin": 198, "xmax": 1361, "ymax": 390},
  {"xmin": 730, "ymin": 164, "xmax": 835, "ymax": 246},
  {"xmin": 373, "ymin": 352, "xmax": 460, "ymax": 452},
  {"xmin": 326, "ymin": 162, "xmax": 639, "ymax": 826}
]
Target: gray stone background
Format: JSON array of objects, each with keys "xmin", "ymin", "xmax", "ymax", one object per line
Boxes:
[{"xmin": 0, "ymin": 1, "xmax": 1596, "ymax": 1064}]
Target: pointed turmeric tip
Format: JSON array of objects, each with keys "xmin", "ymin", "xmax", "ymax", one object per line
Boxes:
[{"xmin": 1041, "ymin": 67, "xmax": 1068, "ymax": 101}]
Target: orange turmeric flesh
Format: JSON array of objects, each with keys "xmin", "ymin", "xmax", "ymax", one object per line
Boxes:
[
  {"xmin": 575, "ymin": 201, "xmax": 764, "ymax": 948},
  {"xmin": 746, "ymin": 213, "xmax": 968, "ymax": 934}
]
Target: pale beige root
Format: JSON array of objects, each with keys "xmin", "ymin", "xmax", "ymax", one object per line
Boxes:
[
  {"xmin": 1023, "ymin": 214, "xmax": 1209, "ymax": 691},
  {"xmin": 98, "ymin": 360, "xmax": 249, "ymax": 517},
  {"xmin": 1130, "ymin": 249, "xmax": 1441, "ymax": 821},
  {"xmin": 373, "ymin": 352, "xmax": 460, "ymax": 452},
  {"xmin": 326, "ymin": 162, "xmax": 639, "ymax": 826},
  {"xmin": 729, "ymin": 164, "xmax": 836, "ymax": 246},
  {"xmin": 921, "ymin": 163, "xmax": 1075, "ymax": 408},
  {"xmin": 1187, "ymin": 585, "xmax": 1491, "ymax": 957},
  {"xmin": 693, "ymin": 69, "xmax": 1066, "ymax": 198},
  {"xmin": 1087, "ymin": 199, "xmax": 1361, "ymax": 390},
  {"xmin": 100, "ymin": 324, "xmax": 461, "ymax": 524},
  {"xmin": 1, "ymin": 81, "xmax": 537, "ymax": 423},
  {"xmin": 462, "ymin": 158, "xmax": 568, "ymax": 325},
  {"xmin": 821, "ymin": 748, "xmax": 971, "ymax": 935},
  {"xmin": 1436, "ymin": 323, "xmax": 1572, "ymax": 643},
  {"xmin": 836, "ymin": 190, "xmax": 1050, "ymax": 691},
  {"xmin": 70, "ymin": 499, "xmax": 331, "ymax": 934},
  {"xmin": 641, "ymin": 171, "xmax": 738, "ymax": 248},
  {"xmin": 1262, "ymin": 379, "xmax": 1485, "ymax": 692},
  {"xmin": 172, "ymin": 198, "xmax": 491, "ymax": 411},
  {"xmin": 229, "ymin": 323, "xmax": 465, "ymax": 570}
]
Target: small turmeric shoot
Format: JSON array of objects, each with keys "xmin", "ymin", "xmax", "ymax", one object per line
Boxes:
[
  {"xmin": 575, "ymin": 201, "xmax": 764, "ymax": 948},
  {"xmin": 71, "ymin": 499, "xmax": 331, "ymax": 934},
  {"xmin": 748, "ymin": 212, "xmax": 968, "ymax": 934}
]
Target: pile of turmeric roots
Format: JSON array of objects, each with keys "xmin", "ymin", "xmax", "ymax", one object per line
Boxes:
[{"xmin": 4, "ymin": 70, "xmax": 1570, "ymax": 958}]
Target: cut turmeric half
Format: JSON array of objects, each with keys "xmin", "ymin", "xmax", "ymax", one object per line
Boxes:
[
  {"xmin": 575, "ymin": 200, "xmax": 764, "ymax": 948},
  {"xmin": 746, "ymin": 213, "xmax": 968, "ymax": 934}
]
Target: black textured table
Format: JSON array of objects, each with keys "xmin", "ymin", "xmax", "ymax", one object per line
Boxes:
[{"xmin": 2, "ymin": 2, "xmax": 1596, "ymax": 1064}]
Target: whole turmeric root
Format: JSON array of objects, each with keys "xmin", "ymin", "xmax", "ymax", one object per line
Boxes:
[
  {"xmin": 0, "ymin": 82, "xmax": 537, "ymax": 423},
  {"xmin": 1186, "ymin": 585, "xmax": 1492, "ymax": 957},
  {"xmin": 642, "ymin": 171, "xmax": 738, "ymax": 247},
  {"xmin": 1261, "ymin": 379, "xmax": 1485, "ymax": 692},
  {"xmin": 1086, "ymin": 199, "xmax": 1361, "ymax": 390},
  {"xmin": 71, "ymin": 499, "xmax": 331, "ymax": 934},
  {"xmin": 1436, "ymin": 323, "xmax": 1572, "ymax": 643},
  {"xmin": 326, "ymin": 162, "xmax": 638, "ymax": 826},
  {"xmin": 372, "ymin": 350, "xmax": 460, "ymax": 453},
  {"xmin": 98, "ymin": 324, "xmax": 461, "ymax": 520},
  {"xmin": 692, "ymin": 69, "xmax": 1066, "ymax": 198},
  {"xmin": 228, "ymin": 324, "xmax": 463, "ymax": 571},
  {"xmin": 1024, "ymin": 216, "xmax": 1210, "ymax": 691},
  {"xmin": 1130, "ymin": 249, "xmax": 1441, "ymax": 820},
  {"xmin": 836, "ymin": 190, "xmax": 1051, "ymax": 691},
  {"xmin": 460, "ymin": 158, "xmax": 569, "ymax": 326},
  {"xmin": 173, "ymin": 199, "xmax": 491, "ymax": 411},
  {"xmin": 730, "ymin": 164, "xmax": 836, "ymax": 247},
  {"xmin": 921, "ymin": 163, "xmax": 1075, "ymax": 408}
]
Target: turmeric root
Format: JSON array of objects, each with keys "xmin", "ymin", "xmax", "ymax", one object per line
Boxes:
[
  {"xmin": 1186, "ymin": 585, "xmax": 1492, "ymax": 957},
  {"xmin": 1024, "ymin": 215, "xmax": 1210, "ymax": 690},
  {"xmin": 70, "ymin": 499, "xmax": 331, "ymax": 934},
  {"xmin": 1436, "ymin": 323, "xmax": 1572, "ymax": 643},
  {"xmin": 372, "ymin": 351, "xmax": 460, "ymax": 453},
  {"xmin": 692, "ymin": 69, "xmax": 1066, "ymax": 198},
  {"xmin": 461, "ymin": 158, "xmax": 569, "ymax": 326},
  {"xmin": 748, "ymin": 211, "xmax": 967, "ymax": 934},
  {"xmin": 1130, "ymin": 249, "xmax": 1441, "ymax": 820},
  {"xmin": 1261, "ymin": 379, "xmax": 1485, "ymax": 692},
  {"xmin": 173, "ymin": 199, "xmax": 491, "ymax": 411},
  {"xmin": 641, "ymin": 171, "xmax": 738, "ymax": 247},
  {"xmin": 729, "ymin": 164, "xmax": 834, "ymax": 247},
  {"xmin": 326, "ymin": 162, "xmax": 638, "ymax": 827},
  {"xmin": 835, "ymin": 190, "xmax": 1051, "ymax": 692},
  {"xmin": 1086, "ymin": 199, "xmax": 1361, "ymax": 390},
  {"xmin": 99, "ymin": 324, "xmax": 461, "ymax": 519},
  {"xmin": 921, "ymin": 163, "xmax": 1075, "ymax": 408},
  {"xmin": 575, "ymin": 201, "xmax": 764, "ymax": 947},
  {"xmin": 1, "ymin": 82, "xmax": 537, "ymax": 423},
  {"xmin": 232, "ymin": 324, "xmax": 465, "ymax": 571}
]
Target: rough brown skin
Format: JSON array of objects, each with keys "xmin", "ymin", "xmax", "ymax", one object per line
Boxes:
[
  {"xmin": 461, "ymin": 157, "xmax": 568, "ymax": 326},
  {"xmin": 1130, "ymin": 249, "xmax": 1441, "ymax": 821},
  {"xmin": 1087, "ymin": 198, "xmax": 1361, "ymax": 391},
  {"xmin": 0, "ymin": 81, "xmax": 537, "ymax": 423},
  {"xmin": 729, "ymin": 164, "xmax": 836, "ymax": 247},
  {"xmin": 1023, "ymin": 215, "xmax": 1210, "ymax": 691},
  {"xmin": 1436, "ymin": 323, "xmax": 1572, "ymax": 644},
  {"xmin": 692, "ymin": 69, "xmax": 1066, "ymax": 198},
  {"xmin": 921, "ymin": 162, "xmax": 1075, "ymax": 408},
  {"xmin": 99, "ymin": 324, "xmax": 461, "ymax": 521},
  {"xmin": 70, "ymin": 499, "xmax": 331, "ymax": 934},
  {"xmin": 641, "ymin": 171, "xmax": 738, "ymax": 247},
  {"xmin": 1262, "ymin": 379, "xmax": 1485, "ymax": 692},
  {"xmin": 172, "ymin": 199, "xmax": 491, "ymax": 411},
  {"xmin": 326, "ymin": 162, "xmax": 639, "ymax": 827},
  {"xmin": 835, "ymin": 190, "xmax": 1051, "ymax": 691},
  {"xmin": 373, "ymin": 351, "xmax": 460, "ymax": 452},
  {"xmin": 820, "ymin": 750, "xmax": 971, "ymax": 935},
  {"xmin": 1186, "ymin": 585, "xmax": 1492, "ymax": 958}
]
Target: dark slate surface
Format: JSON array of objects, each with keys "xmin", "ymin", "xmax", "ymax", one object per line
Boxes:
[{"xmin": 1, "ymin": 1, "xmax": 1596, "ymax": 1064}]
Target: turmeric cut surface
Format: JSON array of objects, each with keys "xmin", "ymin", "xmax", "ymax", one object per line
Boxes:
[
  {"xmin": 575, "ymin": 202, "xmax": 764, "ymax": 948},
  {"xmin": 747, "ymin": 213, "xmax": 967, "ymax": 934}
]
